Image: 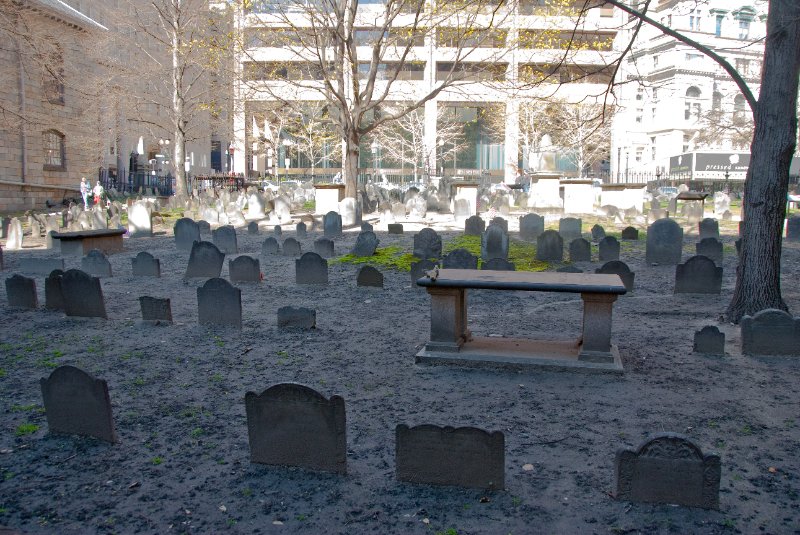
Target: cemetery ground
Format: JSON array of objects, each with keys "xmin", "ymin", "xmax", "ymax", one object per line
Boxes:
[{"xmin": 1, "ymin": 209, "xmax": 800, "ymax": 534}]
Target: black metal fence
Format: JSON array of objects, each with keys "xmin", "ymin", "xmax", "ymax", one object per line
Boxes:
[{"xmin": 98, "ymin": 168, "xmax": 175, "ymax": 196}]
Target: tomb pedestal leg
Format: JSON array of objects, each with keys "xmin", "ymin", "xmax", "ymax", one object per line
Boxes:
[
  {"xmin": 579, "ymin": 292, "xmax": 617, "ymax": 363},
  {"xmin": 426, "ymin": 287, "xmax": 469, "ymax": 352}
]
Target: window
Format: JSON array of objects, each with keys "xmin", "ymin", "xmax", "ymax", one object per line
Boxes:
[
  {"xmin": 652, "ymin": 88, "xmax": 658, "ymax": 101},
  {"xmin": 635, "ymin": 88, "xmax": 643, "ymax": 101},
  {"xmin": 685, "ymin": 86, "xmax": 702, "ymax": 121},
  {"xmin": 358, "ymin": 62, "xmax": 425, "ymax": 81},
  {"xmin": 635, "ymin": 148, "xmax": 643, "ymax": 163},
  {"xmin": 712, "ymin": 91, "xmax": 722, "ymax": 111},
  {"xmin": 437, "ymin": 62, "xmax": 506, "ymax": 82},
  {"xmin": 635, "ymin": 108, "xmax": 643, "ymax": 123},
  {"xmin": 735, "ymin": 58, "xmax": 751, "ymax": 76},
  {"xmin": 689, "ymin": 10, "xmax": 701, "ymax": 31},
  {"xmin": 685, "ymin": 53, "xmax": 703, "ymax": 64},
  {"xmin": 653, "ymin": 55, "xmax": 659, "ymax": 69},
  {"xmin": 683, "ymin": 134, "xmax": 691, "ymax": 153},
  {"xmin": 43, "ymin": 130, "xmax": 65, "ymax": 170},
  {"xmin": 738, "ymin": 18, "xmax": 750, "ymax": 39},
  {"xmin": 651, "ymin": 107, "xmax": 656, "ymax": 121},
  {"xmin": 650, "ymin": 137, "xmax": 656, "ymax": 161},
  {"xmin": 715, "ymin": 14, "xmax": 724, "ymax": 36}
]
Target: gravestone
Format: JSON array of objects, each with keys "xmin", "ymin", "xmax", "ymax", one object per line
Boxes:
[
  {"xmin": 81, "ymin": 249, "xmax": 112, "ymax": 278},
  {"xmin": 197, "ymin": 278, "xmax": 242, "ymax": 328},
  {"xmin": 675, "ymin": 255, "xmax": 722, "ymax": 294},
  {"xmin": 313, "ymin": 238, "xmax": 335, "ymax": 258},
  {"xmin": 273, "ymin": 225, "xmax": 282, "ymax": 237},
  {"xmin": 127, "ymin": 201, "xmax": 152, "ymax": 238},
  {"xmin": 6, "ymin": 217, "xmax": 23, "ymax": 250},
  {"xmin": 61, "ymin": 269, "xmax": 106, "ymax": 318},
  {"xmin": 615, "ymin": 433, "xmax": 720, "ymax": 509},
  {"xmin": 356, "ymin": 265, "xmax": 384, "ymax": 287},
  {"xmin": 591, "ymin": 224, "xmax": 606, "ymax": 241},
  {"xmin": 131, "ymin": 251, "xmax": 160, "ymax": 277},
  {"xmin": 30, "ymin": 219, "xmax": 42, "ymax": 237},
  {"xmin": 139, "ymin": 296, "xmax": 173, "ymax": 323},
  {"xmin": 489, "ymin": 217, "xmax": 508, "ymax": 233},
  {"xmin": 621, "ymin": 226, "xmax": 639, "ymax": 240},
  {"xmin": 277, "ymin": 306, "xmax": 316, "ymax": 329},
  {"xmin": 45, "ymin": 230, "xmax": 57, "ymax": 250},
  {"xmin": 245, "ymin": 383, "xmax": 346, "ymax": 474},
  {"xmin": 557, "ymin": 265, "xmax": 582, "ymax": 273},
  {"xmin": 388, "ymin": 223, "xmax": 404, "ymax": 235},
  {"xmin": 174, "ymin": 218, "xmax": 200, "ymax": 251},
  {"xmin": 698, "ymin": 218, "xmax": 720, "ymax": 240},
  {"xmin": 247, "ymin": 221, "xmax": 259, "ymax": 235},
  {"xmin": 410, "ymin": 259, "xmax": 436, "ymax": 287},
  {"xmin": 185, "ymin": 241, "xmax": 225, "ymax": 279},
  {"xmin": 5, "ymin": 274, "xmax": 37, "ymax": 309},
  {"xmin": 442, "ymin": 248, "xmax": 478, "ymax": 269},
  {"xmin": 646, "ymin": 219, "xmax": 683, "ymax": 265},
  {"xmin": 45, "ymin": 269, "xmax": 65, "ymax": 310},
  {"xmin": 536, "ymin": 230, "xmax": 563, "ymax": 262},
  {"xmin": 212, "ymin": 225, "xmax": 238, "ymax": 254},
  {"xmin": 296, "ymin": 252, "xmax": 328, "ymax": 285},
  {"xmin": 91, "ymin": 207, "xmax": 107, "ymax": 231},
  {"xmin": 395, "ymin": 424, "xmax": 505, "ymax": 490},
  {"xmin": 229, "ymin": 255, "xmax": 261, "ymax": 283},
  {"xmin": 282, "ymin": 237, "xmax": 302, "ymax": 257},
  {"xmin": 596, "ymin": 260, "xmax": 635, "ymax": 291},
  {"xmin": 261, "ymin": 237, "xmax": 279, "ymax": 256},
  {"xmin": 481, "ymin": 258, "xmax": 515, "ymax": 271},
  {"xmin": 786, "ymin": 216, "xmax": 800, "ymax": 241},
  {"xmin": 413, "ymin": 228, "xmax": 442, "ymax": 260},
  {"xmin": 694, "ymin": 326, "xmax": 725, "ymax": 355},
  {"xmin": 339, "ymin": 197, "xmax": 357, "ymax": 226},
  {"xmin": 559, "ymin": 217, "xmax": 582, "ymax": 240},
  {"xmin": 0, "ymin": 244, "xmax": 3, "ymax": 269},
  {"xmin": 392, "ymin": 201, "xmax": 407, "ymax": 220},
  {"xmin": 198, "ymin": 220, "xmax": 211, "ymax": 234},
  {"xmin": 464, "ymin": 215, "xmax": 485, "ymax": 236},
  {"xmin": 296, "ymin": 221, "xmax": 307, "ymax": 238},
  {"xmin": 323, "ymin": 211, "xmax": 342, "ymax": 238},
  {"xmin": 741, "ymin": 309, "xmax": 800, "ymax": 356},
  {"xmin": 481, "ymin": 225, "xmax": 509, "ymax": 261},
  {"xmin": 453, "ymin": 199, "xmax": 470, "ymax": 219},
  {"xmin": 361, "ymin": 222, "xmax": 373, "ymax": 232},
  {"xmin": 696, "ymin": 238, "xmax": 723, "ymax": 265},
  {"xmin": 519, "ymin": 213, "xmax": 544, "ymax": 241},
  {"xmin": 0, "ymin": 217, "xmax": 8, "ymax": 238},
  {"xmin": 599, "ymin": 236, "xmax": 621, "ymax": 262},
  {"xmin": 247, "ymin": 191, "xmax": 266, "ymax": 218},
  {"xmin": 19, "ymin": 258, "xmax": 65, "ymax": 276},
  {"xmin": 40, "ymin": 366, "xmax": 117, "ymax": 443},
  {"xmin": 352, "ymin": 231, "xmax": 379, "ymax": 257},
  {"xmin": 569, "ymin": 238, "xmax": 591, "ymax": 262}
]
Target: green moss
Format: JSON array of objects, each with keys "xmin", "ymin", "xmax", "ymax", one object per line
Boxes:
[
  {"xmin": 331, "ymin": 246, "xmax": 417, "ymax": 272},
  {"xmin": 442, "ymin": 235, "xmax": 550, "ymax": 272},
  {"xmin": 14, "ymin": 423, "xmax": 39, "ymax": 436}
]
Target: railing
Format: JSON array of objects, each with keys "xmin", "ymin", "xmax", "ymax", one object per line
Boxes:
[{"xmin": 190, "ymin": 174, "xmax": 247, "ymax": 193}]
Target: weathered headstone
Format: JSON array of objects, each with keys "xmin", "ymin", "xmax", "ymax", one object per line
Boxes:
[
  {"xmin": 646, "ymin": 219, "xmax": 683, "ymax": 265},
  {"xmin": 536, "ymin": 230, "xmax": 563, "ymax": 262},
  {"xmin": 621, "ymin": 226, "xmax": 639, "ymax": 240},
  {"xmin": 5, "ymin": 274, "xmax": 37, "ymax": 309},
  {"xmin": 61, "ymin": 269, "xmax": 106, "ymax": 318},
  {"xmin": 323, "ymin": 211, "xmax": 342, "ymax": 238},
  {"xmin": 361, "ymin": 222, "xmax": 373, "ymax": 232},
  {"xmin": 273, "ymin": 225, "xmax": 282, "ymax": 237},
  {"xmin": 741, "ymin": 309, "xmax": 800, "ymax": 356},
  {"xmin": 698, "ymin": 218, "xmax": 720, "ymax": 240},
  {"xmin": 198, "ymin": 220, "xmax": 211, "ymax": 234},
  {"xmin": 388, "ymin": 223, "xmax": 404, "ymax": 234},
  {"xmin": 131, "ymin": 251, "xmax": 160, "ymax": 277},
  {"xmin": 615, "ymin": 433, "xmax": 720, "ymax": 509},
  {"xmin": 245, "ymin": 383, "xmax": 346, "ymax": 473},
  {"xmin": 391, "ymin": 201, "xmax": 407, "ymax": 220},
  {"xmin": 649, "ymin": 208, "xmax": 669, "ymax": 222},
  {"xmin": 197, "ymin": 277, "xmax": 242, "ymax": 328},
  {"xmin": 127, "ymin": 201, "xmax": 152, "ymax": 238},
  {"xmin": 339, "ymin": 197, "xmax": 357, "ymax": 226},
  {"xmin": 674, "ymin": 255, "xmax": 722, "ymax": 294},
  {"xmin": 212, "ymin": 225, "xmax": 238, "ymax": 254},
  {"xmin": 442, "ymin": 248, "xmax": 478, "ymax": 269},
  {"xmin": 261, "ymin": 237, "xmax": 280, "ymax": 256},
  {"xmin": 559, "ymin": 217, "xmax": 582, "ymax": 240},
  {"xmin": 19, "ymin": 258, "xmax": 65, "ymax": 276},
  {"xmin": 481, "ymin": 225, "xmax": 509, "ymax": 261},
  {"xmin": 413, "ymin": 228, "xmax": 442, "ymax": 260},
  {"xmin": 696, "ymin": 237, "xmax": 723, "ymax": 265},
  {"xmin": 313, "ymin": 238, "xmax": 335, "ymax": 258},
  {"xmin": 296, "ymin": 252, "xmax": 328, "ymax": 285},
  {"xmin": 464, "ymin": 215, "xmax": 485, "ymax": 236},
  {"xmin": 356, "ymin": 265, "xmax": 384, "ymax": 287},
  {"xmin": 30, "ymin": 219, "xmax": 42, "ymax": 238},
  {"xmin": 139, "ymin": 296, "xmax": 173, "ymax": 323},
  {"xmin": 247, "ymin": 221, "xmax": 260, "ymax": 235},
  {"xmin": 352, "ymin": 231, "xmax": 379, "ymax": 257},
  {"xmin": 569, "ymin": 238, "xmax": 591, "ymax": 262},
  {"xmin": 174, "ymin": 218, "xmax": 200, "ymax": 251},
  {"xmin": 40, "ymin": 366, "xmax": 117, "ymax": 443},
  {"xmin": 519, "ymin": 213, "xmax": 544, "ymax": 241},
  {"xmin": 296, "ymin": 221, "xmax": 307, "ymax": 238},
  {"xmin": 453, "ymin": 198, "xmax": 470, "ymax": 219},
  {"xmin": 596, "ymin": 260, "xmax": 635, "ymax": 291},
  {"xmin": 693, "ymin": 326, "xmax": 725, "ymax": 355},
  {"xmin": 229, "ymin": 255, "xmax": 261, "ymax": 283},
  {"xmin": 45, "ymin": 269, "xmax": 65, "ymax": 310},
  {"xmin": 277, "ymin": 306, "xmax": 316, "ymax": 329},
  {"xmin": 591, "ymin": 224, "xmax": 606, "ymax": 241},
  {"xmin": 489, "ymin": 216, "xmax": 508, "ymax": 234},
  {"xmin": 411, "ymin": 259, "xmax": 436, "ymax": 287},
  {"xmin": 395, "ymin": 424, "xmax": 505, "ymax": 490},
  {"xmin": 481, "ymin": 258, "xmax": 515, "ymax": 271},
  {"xmin": 599, "ymin": 236, "xmax": 621, "ymax": 262},
  {"xmin": 91, "ymin": 207, "xmax": 108, "ymax": 231},
  {"xmin": 6, "ymin": 217, "xmax": 23, "ymax": 250},
  {"xmin": 786, "ymin": 216, "xmax": 800, "ymax": 241},
  {"xmin": 185, "ymin": 241, "xmax": 225, "ymax": 279},
  {"xmin": 81, "ymin": 249, "xmax": 112, "ymax": 277}
]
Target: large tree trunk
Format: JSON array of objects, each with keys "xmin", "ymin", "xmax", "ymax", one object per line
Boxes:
[
  {"xmin": 171, "ymin": 4, "xmax": 188, "ymax": 198},
  {"xmin": 344, "ymin": 130, "xmax": 360, "ymax": 199},
  {"xmin": 726, "ymin": 0, "xmax": 800, "ymax": 322}
]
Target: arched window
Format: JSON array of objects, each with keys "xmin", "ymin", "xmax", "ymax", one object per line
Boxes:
[
  {"xmin": 685, "ymin": 86, "xmax": 702, "ymax": 121},
  {"xmin": 43, "ymin": 130, "xmax": 65, "ymax": 170}
]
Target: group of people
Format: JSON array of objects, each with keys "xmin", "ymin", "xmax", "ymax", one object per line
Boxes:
[{"xmin": 79, "ymin": 177, "xmax": 105, "ymax": 210}]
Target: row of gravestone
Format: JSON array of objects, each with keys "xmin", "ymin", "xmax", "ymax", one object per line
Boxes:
[
  {"xmin": 35, "ymin": 366, "xmax": 721, "ymax": 508},
  {"xmin": 466, "ymin": 214, "xmax": 642, "ymax": 242}
]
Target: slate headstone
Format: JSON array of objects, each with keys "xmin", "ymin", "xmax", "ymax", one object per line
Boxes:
[
  {"xmin": 212, "ymin": 225, "xmax": 238, "ymax": 254},
  {"xmin": 91, "ymin": 207, "xmax": 108, "ymax": 231},
  {"xmin": 185, "ymin": 241, "xmax": 225, "ymax": 279},
  {"xmin": 45, "ymin": 269, "xmax": 65, "ymax": 310},
  {"xmin": 518, "ymin": 213, "xmax": 544, "ymax": 242},
  {"xmin": 139, "ymin": 296, "xmax": 173, "ymax": 323},
  {"xmin": 699, "ymin": 218, "xmax": 720, "ymax": 240},
  {"xmin": 388, "ymin": 223, "xmax": 404, "ymax": 234},
  {"xmin": 261, "ymin": 237, "xmax": 280, "ymax": 256},
  {"xmin": 61, "ymin": 269, "xmax": 106, "ymax": 318},
  {"xmin": 694, "ymin": 326, "xmax": 725, "ymax": 355},
  {"xmin": 19, "ymin": 258, "xmax": 65, "ymax": 276},
  {"xmin": 559, "ymin": 217, "xmax": 582, "ymax": 240},
  {"xmin": 174, "ymin": 218, "xmax": 201, "ymax": 251},
  {"xmin": 464, "ymin": 215, "xmax": 485, "ymax": 236},
  {"xmin": 442, "ymin": 248, "xmax": 478, "ymax": 269},
  {"xmin": 5, "ymin": 274, "xmax": 37, "ymax": 309},
  {"xmin": 277, "ymin": 306, "xmax": 316, "ymax": 329},
  {"xmin": 481, "ymin": 225, "xmax": 509, "ymax": 261},
  {"xmin": 696, "ymin": 237, "xmax": 723, "ymax": 265},
  {"xmin": 229, "ymin": 255, "xmax": 261, "ymax": 283},
  {"xmin": 81, "ymin": 249, "xmax": 112, "ymax": 277},
  {"xmin": 413, "ymin": 228, "xmax": 442, "ymax": 260},
  {"xmin": 247, "ymin": 221, "xmax": 260, "ymax": 235},
  {"xmin": 411, "ymin": 259, "xmax": 436, "ymax": 287},
  {"xmin": 323, "ymin": 211, "xmax": 342, "ymax": 238},
  {"xmin": 674, "ymin": 255, "xmax": 722, "ymax": 294},
  {"xmin": 296, "ymin": 221, "xmax": 307, "ymax": 238},
  {"xmin": 741, "ymin": 309, "xmax": 800, "ymax": 356},
  {"xmin": 198, "ymin": 220, "xmax": 211, "ymax": 234},
  {"xmin": 282, "ymin": 237, "xmax": 302, "ymax": 257},
  {"xmin": 131, "ymin": 251, "xmax": 160, "ymax": 277},
  {"xmin": 569, "ymin": 238, "xmax": 591, "ymax": 262},
  {"xmin": 361, "ymin": 222, "xmax": 373, "ymax": 232},
  {"xmin": 356, "ymin": 265, "xmax": 384, "ymax": 287},
  {"xmin": 536, "ymin": 230, "xmax": 563, "ymax": 262},
  {"xmin": 489, "ymin": 216, "xmax": 508, "ymax": 234},
  {"xmin": 591, "ymin": 224, "xmax": 606, "ymax": 241},
  {"xmin": 646, "ymin": 219, "xmax": 683, "ymax": 265},
  {"xmin": 273, "ymin": 225, "xmax": 282, "ymax": 237},
  {"xmin": 352, "ymin": 231, "xmax": 379, "ymax": 257},
  {"xmin": 481, "ymin": 258, "xmax": 515, "ymax": 271},
  {"xmin": 621, "ymin": 226, "xmax": 639, "ymax": 240},
  {"xmin": 453, "ymin": 198, "xmax": 470, "ymax": 219},
  {"xmin": 197, "ymin": 277, "xmax": 242, "ymax": 328},
  {"xmin": 596, "ymin": 260, "xmax": 635, "ymax": 291},
  {"xmin": 313, "ymin": 238, "xmax": 335, "ymax": 258},
  {"xmin": 127, "ymin": 201, "xmax": 152, "ymax": 238},
  {"xmin": 599, "ymin": 236, "xmax": 620, "ymax": 262},
  {"xmin": 295, "ymin": 252, "xmax": 328, "ymax": 285},
  {"xmin": 786, "ymin": 216, "xmax": 800, "ymax": 241}
]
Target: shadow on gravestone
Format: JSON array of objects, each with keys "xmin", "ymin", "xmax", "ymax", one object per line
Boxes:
[
  {"xmin": 261, "ymin": 237, "xmax": 280, "ymax": 256},
  {"xmin": 395, "ymin": 424, "xmax": 505, "ymax": 490},
  {"xmin": 40, "ymin": 365, "xmax": 117, "ymax": 443},
  {"xmin": 536, "ymin": 230, "xmax": 563, "ymax": 262},
  {"xmin": 174, "ymin": 218, "xmax": 201, "ymax": 251},
  {"xmin": 352, "ymin": 231, "xmax": 379, "ymax": 257},
  {"xmin": 482, "ymin": 258, "xmax": 515, "ymax": 271},
  {"xmin": 741, "ymin": 309, "xmax": 800, "ymax": 356},
  {"xmin": 356, "ymin": 265, "xmax": 384, "ymax": 287},
  {"xmin": 296, "ymin": 221, "xmax": 307, "ymax": 239},
  {"xmin": 388, "ymin": 223, "xmax": 404, "ymax": 234},
  {"xmin": 324, "ymin": 211, "xmax": 343, "ymax": 238},
  {"xmin": 139, "ymin": 296, "xmax": 173, "ymax": 323},
  {"xmin": 442, "ymin": 248, "xmax": 478, "ymax": 269},
  {"xmin": 646, "ymin": 219, "xmax": 683, "ymax": 265},
  {"xmin": 519, "ymin": 214, "xmax": 544, "ymax": 241},
  {"xmin": 212, "ymin": 225, "xmax": 238, "ymax": 254},
  {"xmin": 569, "ymin": 238, "xmax": 591, "ymax": 262},
  {"xmin": 411, "ymin": 259, "xmax": 436, "ymax": 287},
  {"xmin": 229, "ymin": 255, "xmax": 261, "ymax": 283},
  {"xmin": 62, "ymin": 269, "xmax": 106, "ymax": 318},
  {"xmin": 132, "ymin": 251, "xmax": 160, "ymax": 277},
  {"xmin": 464, "ymin": 215, "xmax": 485, "ymax": 236},
  {"xmin": 698, "ymin": 218, "xmax": 720, "ymax": 240},
  {"xmin": 245, "ymin": 383, "xmax": 346, "ymax": 474},
  {"xmin": 282, "ymin": 237, "xmax": 302, "ymax": 257},
  {"xmin": 693, "ymin": 325, "xmax": 725, "ymax": 355},
  {"xmin": 599, "ymin": 236, "xmax": 621, "ymax": 262},
  {"xmin": 413, "ymin": 228, "xmax": 442, "ymax": 260},
  {"xmin": 19, "ymin": 258, "xmax": 65, "ymax": 276},
  {"xmin": 45, "ymin": 269, "xmax": 65, "ymax": 310},
  {"xmin": 489, "ymin": 217, "xmax": 508, "ymax": 233},
  {"xmin": 5, "ymin": 274, "xmax": 37, "ymax": 309},
  {"xmin": 596, "ymin": 261, "xmax": 635, "ymax": 291},
  {"xmin": 185, "ymin": 241, "xmax": 225, "ymax": 279},
  {"xmin": 591, "ymin": 224, "xmax": 606, "ymax": 242},
  {"xmin": 559, "ymin": 217, "xmax": 582, "ymax": 240},
  {"xmin": 82, "ymin": 249, "xmax": 112, "ymax": 277},
  {"xmin": 296, "ymin": 252, "xmax": 328, "ymax": 285},
  {"xmin": 696, "ymin": 237, "xmax": 723, "ymax": 265},
  {"xmin": 621, "ymin": 226, "xmax": 639, "ymax": 240},
  {"xmin": 674, "ymin": 255, "xmax": 722, "ymax": 294},
  {"xmin": 197, "ymin": 278, "xmax": 242, "ymax": 328},
  {"xmin": 277, "ymin": 306, "xmax": 316, "ymax": 329},
  {"xmin": 615, "ymin": 433, "xmax": 720, "ymax": 509},
  {"xmin": 313, "ymin": 238, "xmax": 335, "ymax": 259},
  {"xmin": 481, "ymin": 225, "xmax": 509, "ymax": 261}
]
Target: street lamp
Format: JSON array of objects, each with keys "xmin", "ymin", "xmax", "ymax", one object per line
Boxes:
[{"xmin": 370, "ymin": 140, "xmax": 379, "ymax": 182}]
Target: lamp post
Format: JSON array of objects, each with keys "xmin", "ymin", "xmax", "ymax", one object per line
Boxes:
[
  {"xmin": 158, "ymin": 138, "xmax": 170, "ymax": 176},
  {"xmin": 370, "ymin": 140, "xmax": 379, "ymax": 182},
  {"xmin": 625, "ymin": 152, "xmax": 629, "ymax": 183},
  {"xmin": 655, "ymin": 166, "xmax": 662, "ymax": 189},
  {"xmin": 282, "ymin": 138, "xmax": 292, "ymax": 182}
]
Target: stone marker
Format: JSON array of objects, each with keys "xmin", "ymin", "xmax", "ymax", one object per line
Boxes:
[
  {"xmin": 536, "ymin": 230, "xmax": 563, "ymax": 262},
  {"xmin": 7, "ymin": 217, "xmax": 23, "ymax": 250},
  {"xmin": 261, "ymin": 237, "xmax": 280, "ymax": 256},
  {"xmin": 621, "ymin": 226, "xmax": 639, "ymax": 240},
  {"xmin": 569, "ymin": 238, "xmax": 591, "ymax": 262},
  {"xmin": 277, "ymin": 306, "xmax": 316, "ymax": 329},
  {"xmin": 197, "ymin": 278, "xmax": 242, "ymax": 328},
  {"xmin": 229, "ymin": 255, "xmax": 261, "ymax": 283},
  {"xmin": 323, "ymin": 211, "xmax": 342, "ymax": 238},
  {"xmin": 127, "ymin": 201, "xmax": 152, "ymax": 238},
  {"xmin": 410, "ymin": 259, "xmax": 436, "ymax": 287},
  {"xmin": 19, "ymin": 258, "xmax": 65, "ymax": 276},
  {"xmin": 296, "ymin": 221, "xmax": 307, "ymax": 238},
  {"xmin": 6, "ymin": 274, "xmax": 37, "ymax": 309},
  {"xmin": 388, "ymin": 223, "xmax": 404, "ymax": 234},
  {"xmin": 198, "ymin": 220, "xmax": 211, "ymax": 234},
  {"xmin": 339, "ymin": 197, "xmax": 357, "ymax": 226},
  {"xmin": 481, "ymin": 224, "xmax": 509, "ymax": 261},
  {"xmin": 675, "ymin": 255, "xmax": 722, "ymax": 294},
  {"xmin": 395, "ymin": 424, "xmax": 505, "ymax": 490},
  {"xmin": 591, "ymin": 224, "xmax": 606, "ymax": 241},
  {"xmin": 646, "ymin": 218, "xmax": 683, "ymax": 265},
  {"xmin": 696, "ymin": 237, "xmax": 723, "ymax": 265},
  {"xmin": 442, "ymin": 248, "xmax": 478, "ymax": 269},
  {"xmin": 693, "ymin": 326, "xmax": 725, "ymax": 355},
  {"xmin": 40, "ymin": 365, "xmax": 117, "ymax": 443},
  {"xmin": 599, "ymin": 236, "xmax": 621, "ymax": 262},
  {"xmin": 615, "ymin": 433, "xmax": 720, "ymax": 509},
  {"xmin": 489, "ymin": 216, "xmax": 508, "ymax": 233},
  {"xmin": 296, "ymin": 252, "xmax": 328, "ymax": 285},
  {"xmin": 786, "ymin": 216, "xmax": 800, "ymax": 241},
  {"xmin": 313, "ymin": 238, "xmax": 335, "ymax": 258},
  {"xmin": 464, "ymin": 215, "xmax": 485, "ymax": 236},
  {"xmin": 557, "ymin": 265, "xmax": 582, "ymax": 273},
  {"xmin": 247, "ymin": 221, "xmax": 259, "ymax": 235},
  {"xmin": 282, "ymin": 237, "xmax": 302, "ymax": 257},
  {"xmin": 139, "ymin": 296, "xmax": 173, "ymax": 323},
  {"xmin": 453, "ymin": 198, "xmax": 470, "ymax": 219},
  {"xmin": 741, "ymin": 309, "xmax": 800, "ymax": 356},
  {"xmin": 596, "ymin": 260, "xmax": 635, "ymax": 291},
  {"xmin": 45, "ymin": 269, "xmax": 65, "ymax": 310},
  {"xmin": 131, "ymin": 251, "xmax": 160, "ymax": 277},
  {"xmin": 185, "ymin": 241, "xmax": 225, "ymax": 279},
  {"xmin": 698, "ymin": 218, "xmax": 720, "ymax": 240},
  {"xmin": 352, "ymin": 231, "xmax": 379, "ymax": 257},
  {"xmin": 361, "ymin": 222, "xmax": 373, "ymax": 232},
  {"xmin": 81, "ymin": 249, "xmax": 112, "ymax": 277},
  {"xmin": 61, "ymin": 269, "xmax": 106, "ymax": 318},
  {"xmin": 519, "ymin": 213, "xmax": 544, "ymax": 241},
  {"xmin": 0, "ymin": 245, "xmax": 4, "ymax": 269},
  {"xmin": 174, "ymin": 218, "xmax": 200, "ymax": 251},
  {"xmin": 413, "ymin": 228, "xmax": 442, "ymax": 259},
  {"xmin": 245, "ymin": 383, "xmax": 346, "ymax": 473},
  {"xmin": 649, "ymin": 208, "xmax": 669, "ymax": 222},
  {"xmin": 273, "ymin": 225, "xmax": 282, "ymax": 237},
  {"xmin": 212, "ymin": 225, "xmax": 238, "ymax": 254},
  {"xmin": 481, "ymin": 258, "xmax": 515, "ymax": 271},
  {"xmin": 356, "ymin": 265, "xmax": 384, "ymax": 287},
  {"xmin": 559, "ymin": 217, "xmax": 582, "ymax": 240}
]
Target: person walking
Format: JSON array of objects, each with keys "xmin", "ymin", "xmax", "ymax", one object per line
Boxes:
[
  {"xmin": 93, "ymin": 180, "xmax": 105, "ymax": 206},
  {"xmin": 80, "ymin": 177, "xmax": 90, "ymax": 209}
]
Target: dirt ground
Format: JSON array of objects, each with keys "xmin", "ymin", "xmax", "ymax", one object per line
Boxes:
[{"xmin": 0, "ymin": 206, "xmax": 799, "ymax": 535}]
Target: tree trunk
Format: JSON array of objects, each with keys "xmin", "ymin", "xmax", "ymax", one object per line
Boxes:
[
  {"xmin": 726, "ymin": 0, "xmax": 800, "ymax": 322},
  {"xmin": 344, "ymin": 130, "xmax": 360, "ymax": 198},
  {"xmin": 171, "ymin": 4, "xmax": 188, "ymax": 198}
]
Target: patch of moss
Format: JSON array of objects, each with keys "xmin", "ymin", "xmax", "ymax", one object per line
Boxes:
[
  {"xmin": 331, "ymin": 246, "xmax": 417, "ymax": 272},
  {"xmin": 442, "ymin": 234, "xmax": 550, "ymax": 272}
]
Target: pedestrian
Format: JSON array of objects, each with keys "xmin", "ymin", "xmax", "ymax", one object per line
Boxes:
[
  {"xmin": 80, "ymin": 177, "xmax": 90, "ymax": 209},
  {"xmin": 93, "ymin": 180, "xmax": 105, "ymax": 206}
]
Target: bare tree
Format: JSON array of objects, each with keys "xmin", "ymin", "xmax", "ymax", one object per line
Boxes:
[
  {"xmin": 287, "ymin": 102, "xmax": 338, "ymax": 180},
  {"xmin": 546, "ymin": 100, "xmax": 613, "ymax": 176}
]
